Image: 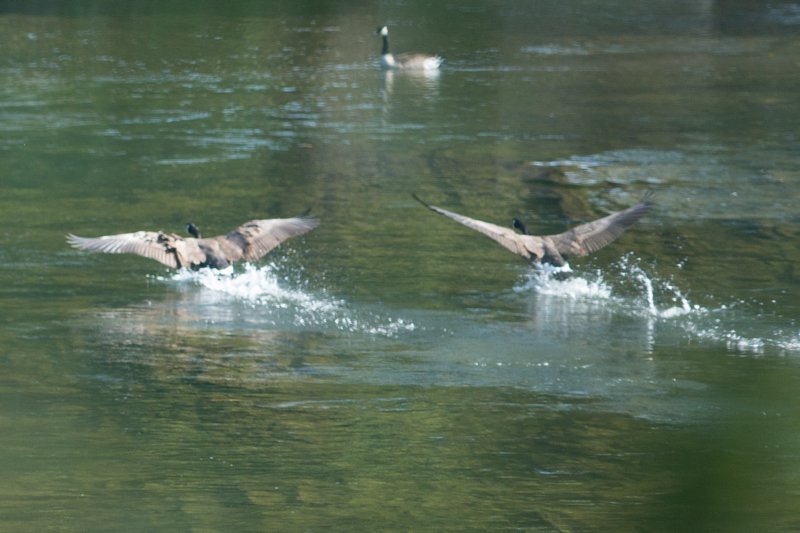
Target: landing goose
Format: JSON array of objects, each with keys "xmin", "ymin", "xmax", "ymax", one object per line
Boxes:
[
  {"xmin": 67, "ymin": 214, "xmax": 318, "ymax": 270},
  {"xmin": 412, "ymin": 193, "xmax": 651, "ymax": 267},
  {"xmin": 376, "ymin": 26, "xmax": 442, "ymax": 70}
]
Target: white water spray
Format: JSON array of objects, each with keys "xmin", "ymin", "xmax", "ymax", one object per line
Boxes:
[{"xmin": 155, "ymin": 263, "xmax": 416, "ymax": 337}]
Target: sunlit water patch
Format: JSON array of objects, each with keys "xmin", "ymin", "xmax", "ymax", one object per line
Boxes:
[{"xmin": 155, "ymin": 263, "xmax": 416, "ymax": 338}]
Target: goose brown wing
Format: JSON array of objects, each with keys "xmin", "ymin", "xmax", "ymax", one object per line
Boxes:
[
  {"xmin": 549, "ymin": 199, "xmax": 652, "ymax": 257},
  {"xmin": 66, "ymin": 232, "xmax": 183, "ymax": 268},
  {"xmin": 412, "ymin": 194, "xmax": 533, "ymax": 260},
  {"xmin": 226, "ymin": 216, "xmax": 319, "ymax": 262}
]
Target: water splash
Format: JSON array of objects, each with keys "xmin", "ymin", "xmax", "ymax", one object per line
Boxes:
[
  {"xmin": 154, "ymin": 264, "xmax": 416, "ymax": 337},
  {"xmin": 169, "ymin": 263, "xmax": 339, "ymax": 313},
  {"xmin": 617, "ymin": 254, "xmax": 697, "ymax": 318},
  {"xmin": 515, "ymin": 263, "xmax": 613, "ymax": 300},
  {"xmin": 685, "ymin": 321, "xmax": 800, "ymax": 357},
  {"xmin": 514, "ymin": 254, "xmax": 799, "ymax": 356}
]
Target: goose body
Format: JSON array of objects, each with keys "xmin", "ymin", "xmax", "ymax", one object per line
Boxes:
[
  {"xmin": 412, "ymin": 194, "xmax": 651, "ymax": 267},
  {"xmin": 377, "ymin": 26, "xmax": 442, "ymax": 70},
  {"xmin": 67, "ymin": 215, "xmax": 318, "ymax": 270}
]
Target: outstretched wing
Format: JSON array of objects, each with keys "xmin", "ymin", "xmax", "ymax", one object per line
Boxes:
[
  {"xmin": 227, "ymin": 216, "xmax": 319, "ymax": 262},
  {"xmin": 66, "ymin": 232, "xmax": 183, "ymax": 268},
  {"xmin": 412, "ymin": 194, "xmax": 534, "ymax": 260},
  {"xmin": 549, "ymin": 198, "xmax": 652, "ymax": 257}
]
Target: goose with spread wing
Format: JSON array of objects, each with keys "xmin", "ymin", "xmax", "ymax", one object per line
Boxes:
[
  {"xmin": 412, "ymin": 193, "xmax": 651, "ymax": 267},
  {"xmin": 67, "ymin": 214, "xmax": 318, "ymax": 270}
]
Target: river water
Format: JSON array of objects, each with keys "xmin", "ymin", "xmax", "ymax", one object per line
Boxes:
[{"xmin": 2, "ymin": 1, "xmax": 800, "ymax": 530}]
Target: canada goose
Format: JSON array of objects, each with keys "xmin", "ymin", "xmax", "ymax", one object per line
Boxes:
[
  {"xmin": 412, "ymin": 193, "xmax": 652, "ymax": 267},
  {"xmin": 376, "ymin": 26, "xmax": 442, "ymax": 70},
  {"xmin": 67, "ymin": 214, "xmax": 318, "ymax": 270}
]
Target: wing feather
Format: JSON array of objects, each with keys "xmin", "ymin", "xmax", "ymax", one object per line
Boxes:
[
  {"xmin": 412, "ymin": 194, "xmax": 533, "ymax": 260},
  {"xmin": 226, "ymin": 216, "xmax": 319, "ymax": 262},
  {"xmin": 66, "ymin": 232, "xmax": 181, "ymax": 268},
  {"xmin": 549, "ymin": 199, "xmax": 652, "ymax": 257}
]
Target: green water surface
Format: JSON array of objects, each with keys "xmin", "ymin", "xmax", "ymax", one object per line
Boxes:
[{"xmin": 2, "ymin": 1, "xmax": 800, "ymax": 531}]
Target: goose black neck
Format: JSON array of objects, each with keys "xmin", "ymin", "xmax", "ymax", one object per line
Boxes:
[
  {"xmin": 381, "ymin": 35, "xmax": 389, "ymax": 55},
  {"xmin": 512, "ymin": 218, "xmax": 528, "ymax": 235},
  {"xmin": 186, "ymin": 223, "xmax": 201, "ymax": 239}
]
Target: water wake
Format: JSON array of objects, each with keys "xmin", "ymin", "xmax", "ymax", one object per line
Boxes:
[
  {"xmin": 515, "ymin": 254, "xmax": 799, "ymax": 356},
  {"xmin": 156, "ymin": 264, "xmax": 416, "ymax": 337},
  {"xmin": 150, "ymin": 260, "xmax": 797, "ymax": 355}
]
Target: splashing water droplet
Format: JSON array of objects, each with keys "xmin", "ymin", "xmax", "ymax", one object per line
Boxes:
[
  {"xmin": 155, "ymin": 264, "xmax": 417, "ymax": 337},
  {"xmin": 515, "ymin": 264, "xmax": 613, "ymax": 300}
]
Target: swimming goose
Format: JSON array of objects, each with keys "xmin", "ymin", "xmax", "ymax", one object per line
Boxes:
[
  {"xmin": 67, "ymin": 214, "xmax": 318, "ymax": 270},
  {"xmin": 376, "ymin": 26, "xmax": 442, "ymax": 70},
  {"xmin": 412, "ymin": 193, "xmax": 652, "ymax": 267}
]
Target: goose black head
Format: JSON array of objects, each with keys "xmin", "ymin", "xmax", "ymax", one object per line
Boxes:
[
  {"xmin": 376, "ymin": 25, "xmax": 389, "ymax": 36},
  {"xmin": 186, "ymin": 223, "xmax": 201, "ymax": 239},
  {"xmin": 512, "ymin": 218, "xmax": 528, "ymax": 235}
]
